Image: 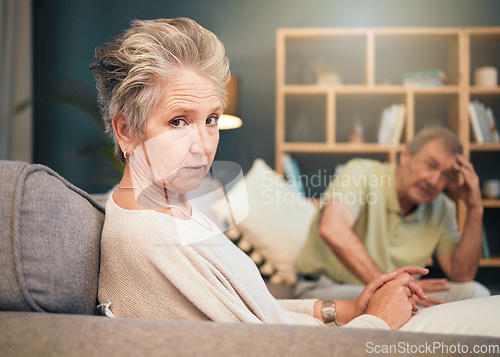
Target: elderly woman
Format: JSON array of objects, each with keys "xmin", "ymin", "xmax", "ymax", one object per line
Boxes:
[{"xmin": 92, "ymin": 18, "xmax": 427, "ymax": 329}]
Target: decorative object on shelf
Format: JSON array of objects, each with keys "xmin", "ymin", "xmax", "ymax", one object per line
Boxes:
[
  {"xmin": 402, "ymin": 69, "xmax": 446, "ymax": 87},
  {"xmin": 377, "ymin": 104, "xmax": 406, "ymax": 145},
  {"xmin": 349, "ymin": 117, "xmax": 365, "ymax": 143},
  {"xmin": 297, "ymin": 58, "xmax": 316, "ymax": 85},
  {"xmin": 312, "ymin": 61, "xmax": 342, "ymax": 86},
  {"xmin": 474, "ymin": 66, "xmax": 498, "ymax": 88},
  {"xmin": 219, "ymin": 75, "xmax": 243, "ymax": 130},
  {"xmin": 482, "ymin": 179, "xmax": 500, "ymax": 199},
  {"xmin": 468, "ymin": 100, "xmax": 500, "ymax": 143}
]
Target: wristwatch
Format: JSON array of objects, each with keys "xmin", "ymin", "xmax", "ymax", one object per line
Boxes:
[{"xmin": 321, "ymin": 300, "xmax": 339, "ymax": 326}]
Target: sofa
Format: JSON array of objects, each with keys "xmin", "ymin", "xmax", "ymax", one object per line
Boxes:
[{"xmin": 1, "ymin": 160, "xmax": 499, "ymax": 356}]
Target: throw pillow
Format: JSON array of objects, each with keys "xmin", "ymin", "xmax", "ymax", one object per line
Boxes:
[
  {"xmin": 399, "ymin": 295, "xmax": 500, "ymax": 337},
  {"xmin": 211, "ymin": 159, "xmax": 317, "ymax": 285}
]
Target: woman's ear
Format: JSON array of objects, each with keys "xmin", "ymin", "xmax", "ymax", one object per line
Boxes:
[{"xmin": 112, "ymin": 112, "xmax": 134, "ymax": 154}]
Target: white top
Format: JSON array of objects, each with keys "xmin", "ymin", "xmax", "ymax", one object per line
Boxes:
[{"xmin": 98, "ymin": 195, "xmax": 388, "ymax": 329}]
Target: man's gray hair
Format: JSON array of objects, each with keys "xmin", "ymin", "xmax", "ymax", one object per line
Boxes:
[
  {"xmin": 408, "ymin": 126, "xmax": 463, "ymax": 156},
  {"xmin": 90, "ymin": 18, "xmax": 230, "ymax": 164}
]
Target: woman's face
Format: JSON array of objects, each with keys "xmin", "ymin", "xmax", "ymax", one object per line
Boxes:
[{"xmin": 130, "ymin": 70, "xmax": 222, "ymax": 195}]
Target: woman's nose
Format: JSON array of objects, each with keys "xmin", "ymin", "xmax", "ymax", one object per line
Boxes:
[{"xmin": 189, "ymin": 126, "xmax": 217, "ymax": 156}]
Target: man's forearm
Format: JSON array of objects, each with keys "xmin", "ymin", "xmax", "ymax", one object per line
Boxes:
[
  {"xmin": 319, "ymin": 199, "xmax": 383, "ymax": 284},
  {"xmin": 321, "ymin": 228, "xmax": 382, "ymax": 284},
  {"xmin": 448, "ymin": 207, "xmax": 483, "ymax": 281}
]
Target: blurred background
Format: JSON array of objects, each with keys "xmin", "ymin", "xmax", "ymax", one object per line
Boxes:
[{"xmin": 2, "ymin": 0, "xmax": 500, "ymax": 193}]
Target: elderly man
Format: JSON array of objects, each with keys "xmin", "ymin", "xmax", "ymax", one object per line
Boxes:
[{"xmin": 295, "ymin": 127, "xmax": 490, "ymax": 306}]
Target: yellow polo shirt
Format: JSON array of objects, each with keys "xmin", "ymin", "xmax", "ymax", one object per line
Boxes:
[{"xmin": 296, "ymin": 159, "xmax": 460, "ymax": 285}]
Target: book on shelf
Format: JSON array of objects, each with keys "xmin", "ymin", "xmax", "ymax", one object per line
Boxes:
[
  {"xmin": 282, "ymin": 153, "xmax": 306, "ymax": 196},
  {"xmin": 389, "ymin": 105, "xmax": 406, "ymax": 145},
  {"xmin": 485, "ymin": 107, "xmax": 500, "ymax": 142},
  {"xmin": 377, "ymin": 107, "xmax": 393, "ymax": 144},
  {"xmin": 476, "ymin": 102, "xmax": 494, "ymax": 142},
  {"xmin": 469, "ymin": 102, "xmax": 485, "ymax": 143},
  {"xmin": 377, "ymin": 104, "xmax": 406, "ymax": 145},
  {"xmin": 402, "ymin": 70, "xmax": 446, "ymax": 87},
  {"xmin": 403, "ymin": 78, "xmax": 443, "ymax": 87},
  {"xmin": 403, "ymin": 70, "xmax": 446, "ymax": 80},
  {"xmin": 468, "ymin": 101, "xmax": 500, "ymax": 143},
  {"xmin": 482, "ymin": 224, "xmax": 491, "ymax": 259}
]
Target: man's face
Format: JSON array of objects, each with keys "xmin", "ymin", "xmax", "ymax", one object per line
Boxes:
[{"xmin": 398, "ymin": 139, "xmax": 458, "ymax": 205}]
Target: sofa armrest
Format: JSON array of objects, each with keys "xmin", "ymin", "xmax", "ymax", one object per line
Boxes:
[{"xmin": 1, "ymin": 311, "xmax": 499, "ymax": 356}]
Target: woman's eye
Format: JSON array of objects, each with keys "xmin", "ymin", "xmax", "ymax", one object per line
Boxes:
[
  {"xmin": 170, "ymin": 118, "xmax": 186, "ymax": 127},
  {"xmin": 206, "ymin": 116, "xmax": 219, "ymax": 126}
]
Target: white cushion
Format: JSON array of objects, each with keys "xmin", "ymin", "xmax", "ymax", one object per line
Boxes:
[
  {"xmin": 211, "ymin": 159, "xmax": 316, "ymax": 285},
  {"xmin": 400, "ymin": 295, "xmax": 500, "ymax": 337}
]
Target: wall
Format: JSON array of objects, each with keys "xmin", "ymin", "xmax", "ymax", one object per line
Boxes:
[
  {"xmin": 33, "ymin": 0, "xmax": 500, "ymax": 192},
  {"xmin": 1, "ymin": 0, "xmax": 32, "ymax": 162}
]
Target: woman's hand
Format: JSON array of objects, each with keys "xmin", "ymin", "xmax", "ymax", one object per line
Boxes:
[
  {"xmin": 334, "ymin": 266, "xmax": 428, "ymax": 325},
  {"xmin": 365, "ymin": 272, "xmax": 425, "ymax": 330},
  {"xmin": 354, "ymin": 266, "xmax": 428, "ymax": 316}
]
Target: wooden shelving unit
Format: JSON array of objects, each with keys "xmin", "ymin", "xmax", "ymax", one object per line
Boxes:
[
  {"xmin": 276, "ymin": 26, "xmax": 500, "ymax": 267},
  {"xmin": 480, "ymin": 256, "xmax": 500, "ymax": 267},
  {"xmin": 483, "ymin": 199, "xmax": 500, "ymax": 208}
]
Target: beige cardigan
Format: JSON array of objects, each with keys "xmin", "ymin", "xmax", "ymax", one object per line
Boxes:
[{"xmin": 98, "ymin": 196, "xmax": 388, "ymax": 329}]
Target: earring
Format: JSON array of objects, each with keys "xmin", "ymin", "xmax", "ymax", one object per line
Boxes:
[{"xmin": 123, "ymin": 150, "xmax": 128, "ymax": 160}]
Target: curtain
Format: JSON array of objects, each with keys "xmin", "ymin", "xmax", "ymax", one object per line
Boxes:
[{"xmin": 0, "ymin": 0, "xmax": 32, "ymax": 162}]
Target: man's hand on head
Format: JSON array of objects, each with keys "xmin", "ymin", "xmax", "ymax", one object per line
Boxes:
[{"xmin": 447, "ymin": 154, "xmax": 483, "ymax": 211}]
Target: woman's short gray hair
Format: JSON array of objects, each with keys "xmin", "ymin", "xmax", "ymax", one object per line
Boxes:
[
  {"xmin": 90, "ymin": 18, "xmax": 230, "ymax": 164},
  {"xmin": 408, "ymin": 126, "xmax": 463, "ymax": 156}
]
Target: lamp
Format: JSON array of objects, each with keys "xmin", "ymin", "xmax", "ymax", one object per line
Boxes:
[{"xmin": 219, "ymin": 75, "xmax": 242, "ymax": 130}]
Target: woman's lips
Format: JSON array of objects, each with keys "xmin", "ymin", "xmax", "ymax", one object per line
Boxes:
[
  {"xmin": 181, "ymin": 165, "xmax": 208, "ymax": 174},
  {"xmin": 184, "ymin": 165, "xmax": 206, "ymax": 170}
]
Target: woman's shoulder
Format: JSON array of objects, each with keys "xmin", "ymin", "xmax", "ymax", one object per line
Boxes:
[
  {"xmin": 102, "ymin": 194, "xmax": 178, "ymax": 247},
  {"xmin": 104, "ymin": 193, "xmax": 158, "ymax": 226}
]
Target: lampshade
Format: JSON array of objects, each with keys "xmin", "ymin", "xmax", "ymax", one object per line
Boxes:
[
  {"xmin": 219, "ymin": 75, "xmax": 242, "ymax": 130},
  {"xmin": 218, "ymin": 114, "xmax": 242, "ymax": 130}
]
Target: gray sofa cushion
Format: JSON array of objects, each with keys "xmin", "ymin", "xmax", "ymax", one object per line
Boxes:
[
  {"xmin": 0, "ymin": 161, "xmax": 105, "ymax": 315},
  {"xmin": 2, "ymin": 311, "xmax": 499, "ymax": 356}
]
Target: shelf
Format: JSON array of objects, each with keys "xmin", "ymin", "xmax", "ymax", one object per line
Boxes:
[
  {"xmin": 281, "ymin": 84, "xmax": 460, "ymax": 95},
  {"xmin": 279, "ymin": 27, "xmax": 369, "ymax": 38},
  {"xmin": 483, "ymin": 199, "xmax": 500, "ymax": 208},
  {"xmin": 281, "ymin": 142, "xmax": 404, "ymax": 153},
  {"xmin": 279, "ymin": 27, "xmax": 463, "ymax": 38},
  {"xmin": 466, "ymin": 27, "xmax": 500, "ymax": 35},
  {"xmin": 282, "ymin": 85, "xmax": 331, "ymax": 95},
  {"xmin": 469, "ymin": 143, "xmax": 500, "ymax": 151},
  {"xmin": 469, "ymin": 86, "xmax": 500, "ymax": 95},
  {"xmin": 480, "ymin": 256, "xmax": 500, "ymax": 268},
  {"xmin": 406, "ymin": 86, "xmax": 460, "ymax": 94}
]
